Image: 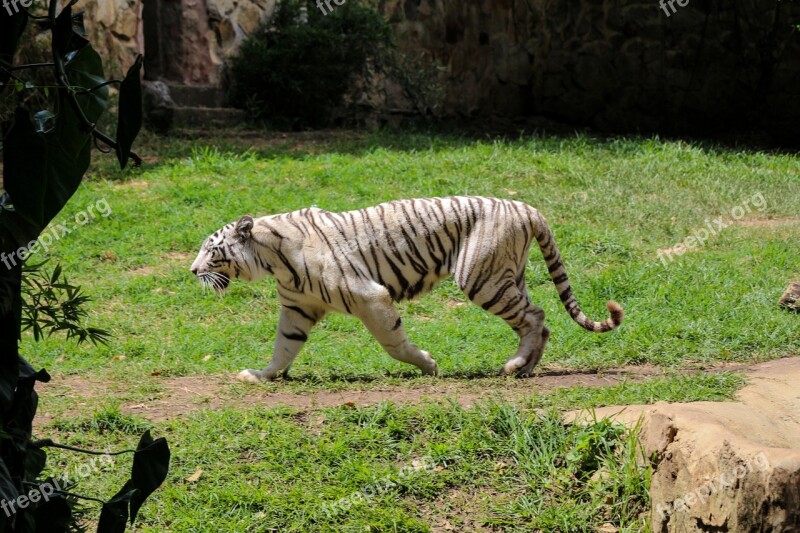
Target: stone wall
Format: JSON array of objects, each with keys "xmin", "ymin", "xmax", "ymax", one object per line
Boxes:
[
  {"xmin": 77, "ymin": 0, "xmax": 143, "ymax": 76},
  {"xmin": 82, "ymin": 0, "xmax": 800, "ymax": 135},
  {"xmin": 144, "ymin": 0, "xmax": 277, "ymax": 84},
  {"xmin": 82, "ymin": 0, "xmax": 276, "ymax": 84},
  {"xmin": 372, "ymin": 0, "xmax": 800, "ymax": 136},
  {"xmin": 207, "ymin": 0, "xmax": 277, "ymax": 62}
]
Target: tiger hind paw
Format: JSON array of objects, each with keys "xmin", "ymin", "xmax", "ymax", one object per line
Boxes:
[{"xmin": 237, "ymin": 369, "xmax": 270, "ymax": 383}]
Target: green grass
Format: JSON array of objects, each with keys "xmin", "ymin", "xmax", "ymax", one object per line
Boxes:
[
  {"xmin": 24, "ymin": 130, "xmax": 799, "ymax": 380},
  {"xmin": 43, "ymin": 401, "xmax": 651, "ymax": 532},
  {"xmin": 39, "ymin": 371, "xmax": 744, "ymax": 531},
  {"xmin": 21, "ymin": 129, "xmax": 799, "ymax": 531},
  {"xmin": 51, "ymin": 403, "xmax": 153, "ymax": 435},
  {"xmin": 526, "ymin": 371, "xmax": 746, "ymax": 410}
]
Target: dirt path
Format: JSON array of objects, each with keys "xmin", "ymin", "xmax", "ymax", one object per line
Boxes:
[{"xmin": 35, "ymin": 361, "xmax": 754, "ymax": 425}]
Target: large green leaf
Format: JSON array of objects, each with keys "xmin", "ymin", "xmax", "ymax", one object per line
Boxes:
[
  {"xmin": 31, "ymin": 495, "xmax": 72, "ymax": 533},
  {"xmin": 12, "ymin": 361, "xmax": 50, "ymax": 438},
  {"xmin": 23, "ymin": 442, "xmax": 47, "ymax": 481},
  {"xmin": 129, "ymin": 430, "xmax": 170, "ymax": 522},
  {"xmin": 2, "ymin": 110, "xmax": 49, "ymax": 232},
  {"xmin": 64, "ymin": 45, "xmax": 108, "ymax": 125},
  {"xmin": 0, "ymin": 249, "xmax": 22, "ymax": 410},
  {"xmin": 115, "ymin": 55, "xmax": 143, "ymax": 169},
  {"xmin": 96, "ymin": 431, "xmax": 169, "ymax": 530},
  {"xmin": 3, "ymin": 100, "xmax": 91, "ymax": 232},
  {"xmin": 0, "ymin": 457, "xmax": 19, "ymax": 531},
  {"xmin": 98, "ymin": 482, "xmax": 137, "ymax": 533},
  {"xmin": 0, "ymin": 457, "xmax": 18, "ymax": 509},
  {"xmin": 54, "ymin": 5, "xmax": 89, "ymax": 57}
]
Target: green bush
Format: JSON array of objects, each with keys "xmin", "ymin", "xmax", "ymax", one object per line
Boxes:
[{"xmin": 228, "ymin": 0, "xmax": 392, "ymax": 128}]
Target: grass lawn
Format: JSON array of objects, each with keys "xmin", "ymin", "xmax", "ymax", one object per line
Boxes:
[{"xmin": 24, "ymin": 129, "xmax": 799, "ymax": 531}]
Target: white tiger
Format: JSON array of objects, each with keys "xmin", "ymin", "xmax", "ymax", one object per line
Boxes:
[{"xmin": 190, "ymin": 196, "xmax": 623, "ymax": 382}]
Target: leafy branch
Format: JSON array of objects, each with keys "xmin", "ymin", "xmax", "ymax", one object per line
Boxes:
[{"xmin": 21, "ymin": 261, "xmax": 110, "ymax": 345}]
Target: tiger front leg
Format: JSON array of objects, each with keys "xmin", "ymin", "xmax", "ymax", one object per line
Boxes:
[{"xmin": 238, "ymin": 304, "xmax": 323, "ymax": 383}]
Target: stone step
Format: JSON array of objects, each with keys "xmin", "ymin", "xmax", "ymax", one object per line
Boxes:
[
  {"xmin": 172, "ymin": 106, "xmax": 248, "ymax": 129},
  {"xmin": 167, "ymin": 85, "xmax": 227, "ymax": 108}
]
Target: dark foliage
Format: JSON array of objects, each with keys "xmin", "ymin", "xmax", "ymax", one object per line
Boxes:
[
  {"xmin": 1, "ymin": 2, "xmax": 169, "ymax": 532},
  {"xmin": 228, "ymin": 0, "xmax": 392, "ymax": 128}
]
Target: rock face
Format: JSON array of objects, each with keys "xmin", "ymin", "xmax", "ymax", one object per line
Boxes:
[
  {"xmin": 569, "ymin": 358, "xmax": 800, "ymax": 532},
  {"xmin": 779, "ymin": 282, "xmax": 800, "ymax": 312},
  {"xmin": 207, "ymin": 0, "xmax": 278, "ymax": 61},
  {"xmin": 77, "ymin": 0, "xmax": 143, "ymax": 77},
  {"xmin": 141, "ymin": 0, "xmax": 276, "ymax": 85},
  {"xmin": 142, "ymin": 81, "xmax": 175, "ymax": 133},
  {"xmin": 79, "ymin": 0, "xmax": 276, "ymax": 84},
  {"xmin": 81, "ymin": 0, "xmax": 800, "ymax": 136}
]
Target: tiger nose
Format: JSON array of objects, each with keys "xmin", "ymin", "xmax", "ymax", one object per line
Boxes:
[{"xmin": 190, "ymin": 267, "xmax": 198, "ymax": 275}]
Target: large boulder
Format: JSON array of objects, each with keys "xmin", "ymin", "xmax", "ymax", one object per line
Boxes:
[
  {"xmin": 779, "ymin": 281, "xmax": 800, "ymax": 312},
  {"xmin": 568, "ymin": 358, "xmax": 800, "ymax": 532}
]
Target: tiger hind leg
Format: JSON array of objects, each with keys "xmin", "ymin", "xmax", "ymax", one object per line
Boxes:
[
  {"xmin": 515, "ymin": 324, "xmax": 549, "ymax": 377},
  {"xmin": 458, "ymin": 272, "xmax": 548, "ymax": 377},
  {"xmin": 498, "ymin": 301, "xmax": 548, "ymax": 377},
  {"xmin": 354, "ymin": 290, "xmax": 438, "ymax": 376}
]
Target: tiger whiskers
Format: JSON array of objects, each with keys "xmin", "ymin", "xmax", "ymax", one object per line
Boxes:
[
  {"xmin": 198, "ymin": 271, "xmax": 230, "ymax": 293},
  {"xmin": 206, "ymin": 271, "xmax": 229, "ymax": 290}
]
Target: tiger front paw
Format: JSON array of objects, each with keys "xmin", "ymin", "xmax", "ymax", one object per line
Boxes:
[{"xmin": 420, "ymin": 351, "xmax": 439, "ymax": 377}]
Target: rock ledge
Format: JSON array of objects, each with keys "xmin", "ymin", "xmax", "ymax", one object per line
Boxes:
[{"xmin": 569, "ymin": 358, "xmax": 800, "ymax": 532}]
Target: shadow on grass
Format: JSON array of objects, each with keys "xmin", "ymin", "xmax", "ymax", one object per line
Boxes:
[
  {"xmin": 280, "ymin": 370, "xmax": 424, "ymax": 384},
  {"xmin": 89, "ymin": 126, "xmax": 489, "ymax": 180},
  {"xmin": 271, "ymin": 366, "xmax": 650, "ymax": 383},
  {"xmin": 88, "ymin": 124, "xmax": 798, "ymax": 183}
]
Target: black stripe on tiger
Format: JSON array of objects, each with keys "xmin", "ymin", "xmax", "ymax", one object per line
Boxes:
[
  {"xmin": 285, "ymin": 305, "xmax": 316, "ymax": 322},
  {"xmin": 282, "ymin": 330, "xmax": 308, "ymax": 342}
]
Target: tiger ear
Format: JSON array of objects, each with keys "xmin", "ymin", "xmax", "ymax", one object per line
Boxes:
[{"xmin": 235, "ymin": 215, "xmax": 254, "ymax": 240}]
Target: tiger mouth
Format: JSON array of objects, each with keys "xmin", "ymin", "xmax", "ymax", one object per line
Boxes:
[{"xmin": 200, "ymin": 272, "xmax": 230, "ymax": 292}]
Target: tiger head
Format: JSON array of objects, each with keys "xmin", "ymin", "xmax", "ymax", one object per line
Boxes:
[{"xmin": 190, "ymin": 215, "xmax": 256, "ymax": 292}]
